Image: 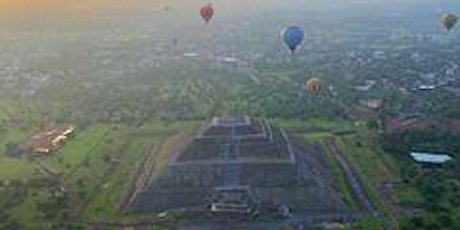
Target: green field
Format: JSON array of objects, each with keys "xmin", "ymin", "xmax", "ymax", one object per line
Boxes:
[
  {"xmin": 275, "ymin": 118, "xmax": 355, "ymax": 133},
  {"xmin": 319, "ymin": 139, "xmax": 360, "ymax": 211},
  {"xmin": 0, "ymin": 121, "xmax": 38, "ymax": 180},
  {"xmin": 0, "ymin": 128, "xmax": 33, "ymax": 156},
  {"xmin": 0, "ymin": 99, "xmax": 39, "ymax": 122},
  {"xmin": 0, "ymin": 100, "xmax": 18, "ymax": 121},
  {"xmin": 304, "ymin": 132, "xmax": 334, "ymax": 141},
  {"xmin": 0, "ymin": 117, "xmax": 417, "ymax": 229},
  {"xmin": 0, "ymin": 118, "xmax": 199, "ymax": 229},
  {"xmin": 81, "ymin": 138, "xmax": 152, "ymax": 220},
  {"xmin": 0, "ymin": 158, "xmax": 37, "ymax": 180},
  {"xmin": 278, "ymin": 118, "xmax": 409, "ymax": 230},
  {"xmin": 79, "ymin": 120, "xmax": 199, "ymax": 222}
]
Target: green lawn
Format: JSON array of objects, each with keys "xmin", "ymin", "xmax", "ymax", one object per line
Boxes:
[
  {"xmin": 46, "ymin": 124, "xmax": 110, "ymax": 174},
  {"xmin": 304, "ymin": 132, "xmax": 334, "ymax": 142},
  {"xmin": 338, "ymin": 137, "xmax": 400, "ymax": 228},
  {"xmin": 0, "ymin": 110, "xmax": 40, "ymax": 180},
  {"xmin": 0, "ymin": 99, "xmax": 38, "ymax": 122},
  {"xmin": 78, "ymin": 120, "xmax": 199, "ymax": 221},
  {"xmin": 275, "ymin": 118, "xmax": 354, "ymax": 133},
  {"xmin": 296, "ymin": 120, "xmax": 403, "ymax": 229},
  {"xmin": 0, "ymin": 128, "xmax": 35, "ymax": 156},
  {"xmin": 38, "ymin": 125, "xmax": 114, "ymax": 215},
  {"xmin": 0, "ymin": 158, "xmax": 36, "ymax": 180},
  {"xmin": 0, "ymin": 101, "xmax": 16, "ymax": 120},
  {"xmin": 319, "ymin": 140, "xmax": 360, "ymax": 211},
  {"xmin": 137, "ymin": 119, "xmax": 200, "ymax": 135},
  {"xmin": 1, "ymin": 118, "xmax": 409, "ymax": 229},
  {"xmin": 0, "ymin": 123, "xmax": 133, "ymax": 227},
  {"xmin": 82, "ymin": 138, "xmax": 153, "ymax": 220},
  {"xmin": 0, "ymin": 125, "xmax": 38, "ymax": 180},
  {"xmin": 393, "ymin": 186, "xmax": 423, "ymax": 207},
  {"xmin": 339, "ymin": 138, "xmax": 397, "ymax": 184},
  {"xmin": 10, "ymin": 193, "xmax": 49, "ymax": 230},
  {"xmin": 351, "ymin": 215, "xmax": 383, "ymax": 230},
  {"xmin": 0, "ymin": 110, "xmax": 8, "ymax": 120}
]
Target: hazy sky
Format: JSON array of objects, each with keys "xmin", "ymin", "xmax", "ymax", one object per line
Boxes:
[
  {"xmin": 0, "ymin": 0, "xmax": 458, "ymax": 40},
  {"xmin": 0, "ymin": 0, "xmax": 458, "ymax": 71},
  {"xmin": 0, "ymin": 0, "xmax": 456, "ymax": 19}
]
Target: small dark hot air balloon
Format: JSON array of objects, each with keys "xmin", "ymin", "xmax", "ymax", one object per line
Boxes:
[
  {"xmin": 441, "ymin": 13, "xmax": 458, "ymax": 31},
  {"xmin": 200, "ymin": 4, "xmax": 214, "ymax": 23},
  {"xmin": 282, "ymin": 26, "xmax": 304, "ymax": 53}
]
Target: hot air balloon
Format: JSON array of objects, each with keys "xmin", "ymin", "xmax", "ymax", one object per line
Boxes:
[
  {"xmin": 306, "ymin": 77, "xmax": 325, "ymax": 94},
  {"xmin": 441, "ymin": 13, "xmax": 458, "ymax": 31},
  {"xmin": 282, "ymin": 26, "xmax": 304, "ymax": 53},
  {"xmin": 200, "ymin": 4, "xmax": 214, "ymax": 23}
]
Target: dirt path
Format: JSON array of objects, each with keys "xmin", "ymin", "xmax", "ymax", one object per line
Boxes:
[
  {"xmin": 119, "ymin": 143, "xmax": 157, "ymax": 211},
  {"xmin": 122, "ymin": 131, "xmax": 191, "ymax": 211}
]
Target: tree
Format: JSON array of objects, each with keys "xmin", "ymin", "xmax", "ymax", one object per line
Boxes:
[{"xmin": 367, "ymin": 119, "xmax": 379, "ymax": 130}]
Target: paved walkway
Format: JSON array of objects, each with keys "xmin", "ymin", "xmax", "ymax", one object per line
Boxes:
[{"xmin": 222, "ymin": 125, "xmax": 240, "ymax": 186}]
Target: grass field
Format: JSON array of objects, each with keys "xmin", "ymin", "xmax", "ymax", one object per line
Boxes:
[
  {"xmin": 0, "ymin": 158, "xmax": 37, "ymax": 180},
  {"xmin": 81, "ymin": 138, "xmax": 153, "ymax": 220},
  {"xmin": 46, "ymin": 126, "xmax": 108, "ymax": 166},
  {"xmin": 0, "ymin": 117, "xmax": 415, "ymax": 229},
  {"xmin": 9, "ymin": 194, "xmax": 45, "ymax": 230},
  {"xmin": 0, "ymin": 99, "xmax": 38, "ymax": 122},
  {"xmin": 351, "ymin": 216, "xmax": 383, "ymax": 230},
  {"xmin": 338, "ymin": 136, "xmax": 399, "ymax": 227},
  {"xmin": 393, "ymin": 186, "xmax": 423, "ymax": 207},
  {"xmin": 304, "ymin": 132, "xmax": 334, "ymax": 142},
  {"xmin": 0, "ymin": 118, "xmax": 200, "ymax": 228},
  {"xmin": 280, "ymin": 118, "xmax": 407, "ymax": 229},
  {"xmin": 319, "ymin": 140, "xmax": 360, "ymax": 211},
  {"xmin": 275, "ymin": 118, "xmax": 355, "ymax": 133},
  {"xmin": 0, "ymin": 122, "xmax": 38, "ymax": 180},
  {"xmin": 0, "ymin": 100, "xmax": 17, "ymax": 121},
  {"xmin": 81, "ymin": 121, "xmax": 199, "ymax": 222},
  {"xmin": 0, "ymin": 128, "xmax": 34, "ymax": 156}
]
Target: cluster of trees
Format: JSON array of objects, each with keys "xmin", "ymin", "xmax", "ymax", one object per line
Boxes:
[
  {"xmin": 13, "ymin": 65, "xmax": 346, "ymax": 126},
  {"xmin": 0, "ymin": 177, "xmax": 83, "ymax": 230},
  {"xmin": 0, "ymin": 180, "xmax": 25, "ymax": 229},
  {"xmin": 381, "ymin": 128, "xmax": 460, "ymax": 230},
  {"xmin": 381, "ymin": 127, "xmax": 460, "ymax": 155},
  {"xmin": 31, "ymin": 178, "xmax": 81, "ymax": 229}
]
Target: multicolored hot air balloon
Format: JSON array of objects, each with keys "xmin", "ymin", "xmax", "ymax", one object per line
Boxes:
[
  {"xmin": 282, "ymin": 26, "xmax": 304, "ymax": 53},
  {"xmin": 441, "ymin": 13, "xmax": 458, "ymax": 31},
  {"xmin": 306, "ymin": 77, "xmax": 325, "ymax": 94},
  {"xmin": 200, "ymin": 4, "xmax": 214, "ymax": 23}
]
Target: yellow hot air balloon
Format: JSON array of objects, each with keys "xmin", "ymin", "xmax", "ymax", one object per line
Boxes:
[
  {"xmin": 441, "ymin": 13, "xmax": 458, "ymax": 31},
  {"xmin": 305, "ymin": 77, "xmax": 325, "ymax": 94}
]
